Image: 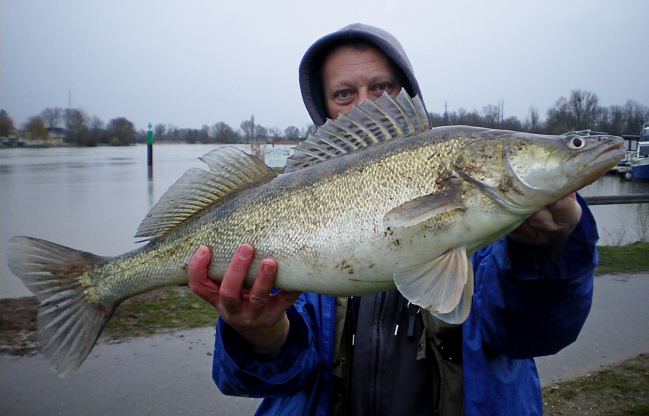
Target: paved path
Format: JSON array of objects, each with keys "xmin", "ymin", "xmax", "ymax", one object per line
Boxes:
[
  {"xmin": 2, "ymin": 274, "xmax": 648, "ymax": 415},
  {"xmin": 536, "ymin": 273, "xmax": 649, "ymax": 385}
]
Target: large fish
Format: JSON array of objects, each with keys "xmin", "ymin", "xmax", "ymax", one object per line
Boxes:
[{"xmin": 8, "ymin": 91, "xmax": 624, "ymax": 377}]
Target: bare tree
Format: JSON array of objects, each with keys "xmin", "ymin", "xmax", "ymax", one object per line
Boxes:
[
  {"xmin": 212, "ymin": 122, "xmax": 239, "ymax": 144},
  {"xmin": 284, "ymin": 125, "xmax": 300, "ymax": 142},
  {"xmin": 546, "ymin": 97, "xmax": 572, "ymax": 134},
  {"xmin": 501, "ymin": 116, "xmax": 522, "ymax": 132},
  {"xmin": 623, "ymin": 100, "xmax": 649, "ymax": 135},
  {"xmin": 301, "ymin": 123, "xmax": 317, "ymax": 139},
  {"xmin": 240, "ymin": 115, "xmax": 255, "ymax": 143},
  {"xmin": 167, "ymin": 124, "xmax": 179, "ymax": 141},
  {"xmin": 268, "ymin": 126, "xmax": 283, "ymax": 142},
  {"xmin": 198, "ymin": 125, "xmax": 211, "ymax": 144},
  {"xmin": 88, "ymin": 116, "xmax": 105, "ymax": 144},
  {"xmin": 64, "ymin": 108, "xmax": 91, "ymax": 145},
  {"xmin": 568, "ymin": 89, "xmax": 600, "ymax": 130},
  {"xmin": 154, "ymin": 124, "xmax": 166, "ymax": 141},
  {"xmin": 40, "ymin": 107, "xmax": 65, "ymax": 129},
  {"xmin": 255, "ymin": 125, "xmax": 268, "ymax": 142},
  {"xmin": 525, "ymin": 106, "xmax": 541, "ymax": 133},
  {"xmin": 482, "ymin": 104, "xmax": 501, "ymax": 128}
]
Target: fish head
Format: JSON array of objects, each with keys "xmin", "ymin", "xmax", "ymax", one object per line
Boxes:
[{"xmin": 454, "ymin": 131, "xmax": 625, "ymax": 214}]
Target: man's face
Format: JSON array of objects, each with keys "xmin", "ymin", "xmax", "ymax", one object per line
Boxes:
[{"xmin": 322, "ymin": 46, "xmax": 403, "ymax": 120}]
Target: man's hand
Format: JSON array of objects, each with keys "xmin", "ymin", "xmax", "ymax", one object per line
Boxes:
[
  {"xmin": 508, "ymin": 193, "xmax": 582, "ymax": 262},
  {"xmin": 188, "ymin": 244, "xmax": 301, "ymax": 359}
]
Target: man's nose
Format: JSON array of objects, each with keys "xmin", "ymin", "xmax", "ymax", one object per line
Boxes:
[{"xmin": 355, "ymin": 89, "xmax": 370, "ymax": 106}]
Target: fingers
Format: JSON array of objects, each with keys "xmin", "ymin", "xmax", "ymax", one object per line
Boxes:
[
  {"xmin": 219, "ymin": 244, "xmax": 255, "ymax": 310},
  {"xmin": 247, "ymin": 259, "xmax": 278, "ymax": 309},
  {"xmin": 188, "ymin": 244, "xmax": 300, "ymax": 327},
  {"xmin": 509, "ymin": 193, "xmax": 582, "ymax": 246},
  {"xmin": 248, "ymin": 260, "xmax": 302, "ymax": 313},
  {"xmin": 188, "ymin": 246, "xmax": 219, "ymax": 304},
  {"xmin": 546, "ymin": 193, "xmax": 581, "ymax": 228},
  {"xmin": 525, "ymin": 208, "xmax": 561, "ymax": 232}
]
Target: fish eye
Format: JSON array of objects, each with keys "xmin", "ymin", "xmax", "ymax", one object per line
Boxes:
[{"xmin": 568, "ymin": 137, "xmax": 586, "ymax": 149}]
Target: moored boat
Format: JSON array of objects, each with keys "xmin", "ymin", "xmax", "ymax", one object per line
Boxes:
[{"xmin": 629, "ymin": 141, "xmax": 649, "ymax": 180}]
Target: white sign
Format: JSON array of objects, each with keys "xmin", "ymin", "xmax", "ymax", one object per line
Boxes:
[{"xmin": 264, "ymin": 145, "xmax": 295, "ymax": 168}]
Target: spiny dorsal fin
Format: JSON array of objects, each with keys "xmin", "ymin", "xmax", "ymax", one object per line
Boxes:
[
  {"xmin": 285, "ymin": 90, "xmax": 431, "ymax": 173},
  {"xmin": 135, "ymin": 147, "xmax": 277, "ymax": 240}
]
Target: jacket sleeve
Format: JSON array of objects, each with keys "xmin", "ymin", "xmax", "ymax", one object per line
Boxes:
[
  {"xmin": 211, "ymin": 293, "xmax": 330, "ymax": 399},
  {"xmin": 469, "ymin": 195, "xmax": 598, "ymax": 358}
]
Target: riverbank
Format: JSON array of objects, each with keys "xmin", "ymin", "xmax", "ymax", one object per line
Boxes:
[
  {"xmin": 2, "ymin": 244, "xmax": 648, "ymax": 415},
  {"xmin": 3, "ymin": 242, "xmax": 646, "ymax": 355},
  {"xmin": 542, "ymin": 353, "xmax": 649, "ymax": 415}
]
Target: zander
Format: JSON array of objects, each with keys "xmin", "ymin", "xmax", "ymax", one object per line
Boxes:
[{"xmin": 8, "ymin": 91, "xmax": 624, "ymax": 376}]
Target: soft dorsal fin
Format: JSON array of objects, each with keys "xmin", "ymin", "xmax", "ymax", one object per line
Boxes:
[
  {"xmin": 285, "ymin": 90, "xmax": 431, "ymax": 173},
  {"xmin": 135, "ymin": 147, "xmax": 277, "ymax": 240}
]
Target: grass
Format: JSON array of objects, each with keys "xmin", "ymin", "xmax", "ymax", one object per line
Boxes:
[
  {"xmin": 543, "ymin": 354, "xmax": 649, "ymax": 416},
  {"xmin": 596, "ymin": 242, "xmax": 649, "ymax": 275},
  {"xmin": 102, "ymin": 286, "xmax": 219, "ymax": 340}
]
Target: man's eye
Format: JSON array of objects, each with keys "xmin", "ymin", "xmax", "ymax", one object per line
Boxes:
[
  {"xmin": 337, "ymin": 91, "xmax": 351, "ymax": 99},
  {"xmin": 376, "ymin": 83, "xmax": 389, "ymax": 92}
]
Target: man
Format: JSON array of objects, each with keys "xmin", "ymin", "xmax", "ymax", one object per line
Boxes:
[{"xmin": 188, "ymin": 24, "xmax": 595, "ymax": 415}]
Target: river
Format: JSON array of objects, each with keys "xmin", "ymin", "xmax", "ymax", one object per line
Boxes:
[{"xmin": 1, "ymin": 144, "xmax": 648, "ymax": 298}]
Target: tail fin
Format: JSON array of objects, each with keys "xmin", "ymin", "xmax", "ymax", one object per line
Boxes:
[{"xmin": 7, "ymin": 236, "xmax": 115, "ymax": 377}]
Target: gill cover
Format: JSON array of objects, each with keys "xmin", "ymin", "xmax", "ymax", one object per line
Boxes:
[{"xmin": 453, "ymin": 131, "xmax": 582, "ymax": 214}]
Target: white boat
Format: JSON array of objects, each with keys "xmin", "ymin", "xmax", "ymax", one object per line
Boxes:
[{"xmin": 628, "ymin": 140, "xmax": 649, "ymax": 181}]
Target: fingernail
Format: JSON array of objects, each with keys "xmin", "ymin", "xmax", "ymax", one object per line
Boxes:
[
  {"xmin": 237, "ymin": 245, "xmax": 253, "ymax": 260},
  {"xmin": 262, "ymin": 261, "xmax": 276, "ymax": 274},
  {"xmin": 196, "ymin": 246, "xmax": 209, "ymax": 258}
]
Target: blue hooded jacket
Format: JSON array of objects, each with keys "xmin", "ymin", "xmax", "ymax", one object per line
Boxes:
[{"xmin": 211, "ymin": 23, "xmax": 597, "ymax": 415}]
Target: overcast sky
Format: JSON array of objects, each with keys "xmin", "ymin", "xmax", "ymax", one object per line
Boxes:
[{"xmin": 2, "ymin": 0, "xmax": 648, "ymax": 133}]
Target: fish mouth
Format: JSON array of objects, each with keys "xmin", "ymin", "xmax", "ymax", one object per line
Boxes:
[{"xmin": 563, "ymin": 137, "xmax": 626, "ymax": 194}]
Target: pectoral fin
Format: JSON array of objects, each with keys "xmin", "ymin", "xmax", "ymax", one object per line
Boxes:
[
  {"xmin": 393, "ymin": 246, "xmax": 473, "ymax": 324},
  {"xmin": 383, "ymin": 183, "xmax": 466, "ymax": 229}
]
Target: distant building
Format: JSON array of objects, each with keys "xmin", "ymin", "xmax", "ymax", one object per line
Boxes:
[{"xmin": 46, "ymin": 127, "xmax": 66, "ymax": 144}]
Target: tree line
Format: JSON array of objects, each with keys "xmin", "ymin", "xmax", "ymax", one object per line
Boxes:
[
  {"xmin": 0, "ymin": 107, "xmax": 315, "ymax": 147},
  {"xmin": 1, "ymin": 89, "xmax": 647, "ymax": 147},
  {"xmin": 429, "ymin": 89, "xmax": 648, "ymax": 137},
  {"xmin": 152, "ymin": 115, "xmax": 316, "ymax": 146},
  {"xmin": 0, "ymin": 108, "xmax": 139, "ymax": 147}
]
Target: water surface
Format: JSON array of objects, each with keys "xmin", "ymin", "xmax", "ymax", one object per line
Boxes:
[{"xmin": 1, "ymin": 145, "xmax": 647, "ymax": 298}]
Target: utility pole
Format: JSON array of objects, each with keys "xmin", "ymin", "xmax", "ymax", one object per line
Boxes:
[{"xmin": 444, "ymin": 100, "xmax": 448, "ymax": 124}]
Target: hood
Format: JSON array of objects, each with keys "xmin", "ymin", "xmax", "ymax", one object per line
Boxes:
[{"xmin": 299, "ymin": 23, "xmax": 423, "ymax": 126}]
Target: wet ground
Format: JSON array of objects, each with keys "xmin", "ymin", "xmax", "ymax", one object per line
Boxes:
[{"xmin": 2, "ymin": 273, "xmax": 648, "ymax": 415}]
